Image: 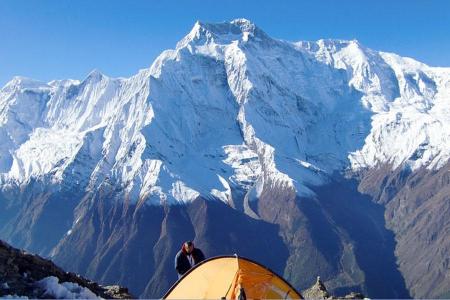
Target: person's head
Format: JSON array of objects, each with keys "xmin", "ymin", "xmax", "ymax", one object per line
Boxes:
[{"xmin": 184, "ymin": 241, "xmax": 194, "ymax": 254}]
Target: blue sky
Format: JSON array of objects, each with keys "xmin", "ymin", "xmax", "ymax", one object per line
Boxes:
[{"xmin": 1, "ymin": 0, "xmax": 449, "ymax": 86}]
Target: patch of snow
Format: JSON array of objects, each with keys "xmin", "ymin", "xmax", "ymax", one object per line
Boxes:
[
  {"xmin": 36, "ymin": 276, "xmax": 99, "ymax": 299},
  {"xmin": 296, "ymin": 160, "xmax": 324, "ymax": 174},
  {"xmin": 0, "ymin": 295, "xmax": 28, "ymax": 299},
  {"xmin": 222, "ymin": 144, "xmax": 261, "ymax": 188},
  {"xmin": 210, "ymin": 174, "xmax": 232, "ymax": 203},
  {"xmin": 171, "ymin": 181, "xmax": 200, "ymax": 204}
]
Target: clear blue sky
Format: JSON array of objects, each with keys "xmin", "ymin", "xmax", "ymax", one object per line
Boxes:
[{"xmin": 1, "ymin": 0, "xmax": 449, "ymax": 86}]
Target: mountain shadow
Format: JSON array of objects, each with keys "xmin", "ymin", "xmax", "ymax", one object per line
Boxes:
[{"xmin": 307, "ymin": 177, "xmax": 410, "ymax": 298}]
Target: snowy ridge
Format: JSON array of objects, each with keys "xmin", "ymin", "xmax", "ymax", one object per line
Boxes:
[
  {"xmin": 0, "ymin": 19, "xmax": 449, "ymax": 206},
  {"xmin": 298, "ymin": 39, "xmax": 450, "ymax": 171}
]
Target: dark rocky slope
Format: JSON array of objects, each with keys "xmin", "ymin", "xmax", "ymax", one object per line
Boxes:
[
  {"xmin": 2, "ymin": 162, "xmax": 447, "ymax": 298},
  {"xmin": 8, "ymin": 178, "xmax": 408, "ymax": 298},
  {"xmin": 0, "ymin": 239, "xmax": 133, "ymax": 299},
  {"xmin": 4, "ymin": 162, "xmax": 447, "ymax": 298},
  {"xmin": 255, "ymin": 177, "xmax": 410, "ymax": 298},
  {"xmin": 358, "ymin": 161, "xmax": 450, "ymax": 299}
]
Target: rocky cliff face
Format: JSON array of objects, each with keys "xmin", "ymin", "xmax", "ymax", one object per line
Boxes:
[
  {"xmin": 358, "ymin": 161, "xmax": 450, "ymax": 298},
  {"xmin": 0, "ymin": 19, "xmax": 449, "ymax": 298}
]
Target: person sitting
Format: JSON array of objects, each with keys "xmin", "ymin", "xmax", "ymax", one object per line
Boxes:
[{"xmin": 174, "ymin": 241, "xmax": 205, "ymax": 278}]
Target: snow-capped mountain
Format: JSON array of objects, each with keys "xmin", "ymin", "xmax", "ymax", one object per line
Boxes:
[
  {"xmin": 1, "ymin": 19, "xmax": 448, "ymax": 203},
  {"xmin": 0, "ymin": 19, "xmax": 449, "ymax": 298}
]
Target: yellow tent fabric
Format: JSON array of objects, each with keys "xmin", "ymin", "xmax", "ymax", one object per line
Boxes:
[{"xmin": 163, "ymin": 255, "xmax": 303, "ymax": 299}]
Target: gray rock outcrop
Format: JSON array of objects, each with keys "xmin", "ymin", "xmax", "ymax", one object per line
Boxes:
[{"xmin": 0, "ymin": 239, "xmax": 133, "ymax": 299}]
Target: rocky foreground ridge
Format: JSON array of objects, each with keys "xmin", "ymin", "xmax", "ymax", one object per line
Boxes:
[
  {"xmin": 0, "ymin": 239, "xmax": 133, "ymax": 299},
  {"xmin": 303, "ymin": 277, "xmax": 365, "ymax": 300}
]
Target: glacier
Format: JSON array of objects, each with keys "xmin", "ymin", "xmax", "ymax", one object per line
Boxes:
[{"xmin": 0, "ymin": 18, "xmax": 449, "ymax": 207}]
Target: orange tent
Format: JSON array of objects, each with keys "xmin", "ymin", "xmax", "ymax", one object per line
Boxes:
[{"xmin": 163, "ymin": 255, "xmax": 303, "ymax": 299}]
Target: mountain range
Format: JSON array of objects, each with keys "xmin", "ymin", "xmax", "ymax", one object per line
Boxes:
[{"xmin": 0, "ymin": 19, "xmax": 449, "ymax": 298}]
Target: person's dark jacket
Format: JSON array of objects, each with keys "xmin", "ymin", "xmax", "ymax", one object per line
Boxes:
[{"xmin": 174, "ymin": 245, "xmax": 205, "ymax": 277}]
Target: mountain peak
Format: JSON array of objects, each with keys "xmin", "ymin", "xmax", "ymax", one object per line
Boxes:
[
  {"xmin": 1, "ymin": 76, "xmax": 48, "ymax": 93},
  {"xmin": 229, "ymin": 18, "xmax": 256, "ymax": 31},
  {"xmin": 85, "ymin": 69, "xmax": 105, "ymax": 81},
  {"xmin": 195, "ymin": 18, "xmax": 258, "ymax": 35},
  {"xmin": 177, "ymin": 19, "xmax": 268, "ymax": 49}
]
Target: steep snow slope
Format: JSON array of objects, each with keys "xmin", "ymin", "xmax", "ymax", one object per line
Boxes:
[
  {"xmin": 298, "ymin": 39, "xmax": 450, "ymax": 171},
  {"xmin": 0, "ymin": 18, "xmax": 449, "ymax": 206}
]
